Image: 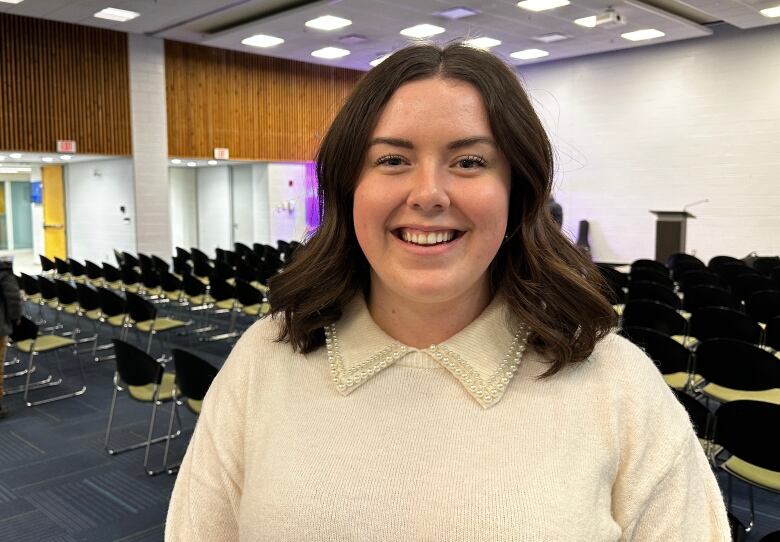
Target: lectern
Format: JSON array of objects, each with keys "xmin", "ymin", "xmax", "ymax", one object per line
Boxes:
[{"xmin": 650, "ymin": 210, "xmax": 696, "ymax": 263}]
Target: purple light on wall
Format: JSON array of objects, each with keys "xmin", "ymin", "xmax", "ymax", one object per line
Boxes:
[{"xmin": 304, "ymin": 161, "xmax": 321, "ymax": 232}]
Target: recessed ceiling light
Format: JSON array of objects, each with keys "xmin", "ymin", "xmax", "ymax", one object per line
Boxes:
[
  {"xmin": 0, "ymin": 156, "xmax": 5, "ymax": 161},
  {"xmin": 207, "ymin": 160, "xmax": 218, "ymax": 166},
  {"xmin": 760, "ymin": 5, "xmax": 780, "ymax": 17},
  {"xmin": 517, "ymin": 0, "xmax": 570, "ymax": 12},
  {"xmin": 533, "ymin": 32, "xmax": 570, "ymax": 43},
  {"xmin": 171, "ymin": 159, "xmax": 182, "ymax": 165},
  {"xmin": 0, "ymin": 167, "xmax": 32, "ymax": 174},
  {"xmin": 400, "ymin": 24, "xmax": 446, "ymax": 38},
  {"xmin": 463, "ymin": 37, "xmax": 502, "ymax": 49},
  {"xmin": 369, "ymin": 54, "xmax": 391, "ymax": 67},
  {"xmin": 0, "ymin": 0, "xmax": 25, "ymax": 4},
  {"xmin": 305, "ymin": 15, "xmax": 352, "ymax": 31},
  {"xmin": 510, "ymin": 48, "xmax": 550, "ymax": 60},
  {"xmin": 9, "ymin": 153, "xmax": 22, "ymax": 159},
  {"xmin": 186, "ymin": 161, "xmax": 197, "ymax": 167},
  {"xmin": 311, "ymin": 47, "xmax": 351, "ymax": 59},
  {"xmin": 241, "ymin": 34, "xmax": 284, "ymax": 48},
  {"xmin": 574, "ymin": 16, "xmax": 597, "ymax": 28},
  {"xmin": 621, "ymin": 28, "xmax": 665, "ymax": 41},
  {"xmin": 436, "ymin": 7, "xmax": 480, "ymax": 19},
  {"xmin": 94, "ymin": 7, "xmax": 140, "ymax": 22},
  {"xmin": 60, "ymin": 155, "xmax": 73, "ymax": 160},
  {"xmin": 41, "ymin": 157, "xmax": 54, "ymax": 163}
]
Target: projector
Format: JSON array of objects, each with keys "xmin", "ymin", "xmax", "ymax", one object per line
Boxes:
[{"xmin": 595, "ymin": 9, "xmax": 625, "ymax": 27}]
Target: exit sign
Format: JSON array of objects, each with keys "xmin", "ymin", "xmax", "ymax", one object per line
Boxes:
[
  {"xmin": 56, "ymin": 140, "xmax": 77, "ymax": 153},
  {"xmin": 214, "ymin": 147, "xmax": 229, "ymax": 160}
]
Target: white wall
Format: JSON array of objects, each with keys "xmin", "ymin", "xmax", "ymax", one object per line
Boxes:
[
  {"xmin": 268, "ymin": 163, "xmax": 308, "ymax": 244},
  {"xmin": 169, "ymin": 167, "xmax": 198, "ymax": 251},
  {"xmin": 519, "ymin": 24, "xmax": 780, "ymax": 263},
  {"xmin": 30, "ymin": 165, "xmax": 44, "ymax": 260},
  {"xmin": 231, "ymin": 165, "xmax": 254, "ymax": 246},
  {"xmin": 197, "ymin": 166, "xmax": 231, "ymax": 257},
  {"xmin": 65, "ymin": 159, "xmax": 136, "ymax": 264},
  {"xmin": 252, "ymin": 163, "xmax": 270, "ymax": 245}
]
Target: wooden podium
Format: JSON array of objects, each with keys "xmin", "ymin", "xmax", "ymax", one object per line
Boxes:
[{"xmin": 650, "ymin": 210, "xmax": 696, "ymax": 263}]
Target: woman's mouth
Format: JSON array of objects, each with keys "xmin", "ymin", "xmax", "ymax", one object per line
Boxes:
[{"xmin": 393, "ymin": 228, "xmax": 463, "ymax": 247}]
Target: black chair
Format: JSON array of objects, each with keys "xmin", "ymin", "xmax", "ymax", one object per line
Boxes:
[
  {"xmin": 37, "ymin": 276, "xmax": 60, "ymax": 327},
  {"xmin": 123, "ymin": 291, "xmax": 189, "ymax": 354},
  {"xmin": 138, "ymin": 253, "xmax": 155, "ymax": 274},
  {"xmin": 160, "ymin": 271, "xmax": 183, "ymax": 302},
  {"xmin": 596, "ymin": 264, "xmax": 627, "ymax": 304},
  {"xmin": 68, "ymin": 259, "xmax": 87, "ymax": 283},
  {"xmin": 140, "ymin": 268, "xmax": 162, "ymax": 298},
  {"xmin": 621, "ymin": 326, "xmax": 692, "ymax": 390},
  {"xmin": 235, "ymin": 278, "xmax": 268, "ymax": 318},
  {"xmin": 733, "ymin": 273, "xmax": 776, "ymax": 301},
  {"xmin": 19, "ymin": 272, "xmax": 42, "ymax": 310},
  {"xmin": 172, "ymin": 256, "xmax": 191, "ymax": 278},
  {"xmin": 626, "ymin": 281, "xmax": 680, "ymax": 309},
  {"xmin": 192, "ymin": 256, "xmax": 213, "ymax": 284},
  {"xmin": 765, "ymin": 316, "xmax": 780, "ymax": 351},
  {"xmin": 121, "ymin": 251, "xmax": 141, "ymax": 270},
  {"xmin": 39, "ymin": 254, "xmax": 56, "ymax": 275},
  {"xmin": 621, "ymin": 300, "xmax": 687, "ymax": 338},
  {"xmin": 75, "ymin": 283, "xmax": 102, "ymax": 354},
  {"xmin": 678, "ymin": 270, "xmax": 729, "ymax": 293},
  {"xmin": 94, "ymin": 287, "xmax": 128, "ymax": 361},
  {"xmin": 744, "ymin": 290, "xmax": 780, "ymax": 325},
  {"xmin": 672, "ymin": 389, "xmax": 713, "ymax": 450},
  {"xmin": 105, "ymin": 339, "xmax": 181, "ymax": 476},
  {"xmin": 175, "ymin": 247, "xmax": 191, "ymax": 262},
  {"xmin": 709, "ymin": 255, "xmax": 743, "ymax": 270},
  {"xmin": 629, "ymin": 268, "xmax": 674, "ymax": 288},
  {"xmin": 102, "ymin": 263, "xmax": 123, "ymax": 289},
  {"xmin": 753, "ymin": 257, "xmax": 780, "ymax": 276},
  {"xmin": 631, "ymin": 259, "xmax": 668, "ymax": 275},
  {"xmin": 712, "ymin": 400, "xmax": 780, "ymax": 532},
  {"xmin": 671, "ymin": 261, "xmax": 707, "ymax": 282},
  {"xmin": 772, "ymin": 266, "xmax": 780, "ymax": 289},
  {"xmin": 54, "ymin": 257, "xmax": 70, "ymax": 278},
  {"xmin": 688, "ymin": 307, "xmax": 762, "ymax": 345},
  {"xmin": 234, "ymin": 242, "xmax": 252, "ymax": 258},
  {"xmin": 694, "ymin": 338, "xmax": 780, "ymax": 404},
  {"xmin": 53, "ymin": 279, "xmax": 80, "ymax": 333},
  {"xmin": 667, "ymin": 253, "xmax": 704, "ymax": 271},
  {"xmin": 84, "ymin": 260, "xmax": 105, "ymax": 286},
  {"xmin": 151, "ymin": 255, "xmax": 170, "ymax": 273},
  {"xmin": 120, "ymin": 266, "xmax": 143, "ymax": 293},
  {"xmin": 713, "ymin": 262, "xmax": 753, "ymax": 284},
  {"xmin": 682, "ymin": 285, "xmax": 740, "ymax": 313},
  {"xmin": 213, "ymin": 260, "xmax": 235, "ymax": 283}
]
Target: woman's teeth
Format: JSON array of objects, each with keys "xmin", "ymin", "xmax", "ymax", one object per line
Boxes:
[{"xmin": 401, "ymin": 230, "xmax": 455, "ymax": 246}]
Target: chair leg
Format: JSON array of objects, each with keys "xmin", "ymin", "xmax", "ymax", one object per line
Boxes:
[
  {"xmin": 26, "ymin": 346, "xmax": 86, "ymax": 407},
  {"xmin": 746, "ymin": 485, "xmax": 755, "ymax": 532}
]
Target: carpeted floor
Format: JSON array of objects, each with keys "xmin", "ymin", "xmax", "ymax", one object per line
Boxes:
[{"xmin": 0, "ymin": 297, "xmax": 778, "ymax": 541}]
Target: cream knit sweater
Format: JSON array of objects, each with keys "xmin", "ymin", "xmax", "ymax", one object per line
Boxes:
[{"xmin": 166, "ymin": 295, "xmax": 730, "ymax": 541}]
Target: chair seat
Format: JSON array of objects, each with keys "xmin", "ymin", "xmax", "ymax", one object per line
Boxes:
[
  {"xmin": 663, "ymin": 372, "xmax": 703, "ymax": 390},
  {"xmin": 107, "ymin": 314, "xmax": 127, "ymax": 327},
  {"xmin": 26, "ymin": 293, "xmax": 42, "ymax": 303},
  {"xmin": 105, "ymin": 281, "xmax": 122, "ymax": 290},
  {"xmin": 144, "ymin": 286, "xmax": 162, "ymax": 296},
  {"xmin": 250, "ymin": 282, "xmax": 269, "ymax": 294},
  {"xmin": 128, "ymin": 372, "xmax": 176, "ymax": 402},
  {"xmin": 163, "ymin": 290, "xmax": 182, "ymax": 301},
  {"xmin": 187, "ymin": 294, "xmax": 209, "ymax": 306},
  {"xmin": 84, "ymin": 309, "xmax": 102, "ymax": 320},
  {"xmin": 46, "ymin": 300, "xmax": 58, "ymax": 309},
  {"xmin": 722, "ymin": 456, "xmax": 780, "ymax": 492},
  {"xmin": 671, "ymin": 335, "xmax": 698, "ymax": 349},
  {"xmin": 136, "ymin": 317, "xmax": 187, "ymax": 333},
  {"xmin": 89, "ymin": 278, "xmax": 105, "ymax": 287},
  {"xmin": 186, "ymin": 398, "xmax": 202, "ymax": 414},
  {"xmin": 63, "ymin": 303, "xmax": 80, "ymax": 315},
  {"xmin": 15, "ymin": 334, "xmax": 76, "ymax": 353},
  {"xmin": 124, "ymin": 284, "xmax": 141, "ymax": 293},
  {"xmin": 242, "ymin": 302, "xmax": 270, "ymax": 317},
  {"xmin": 613, "ymin": 304, "xmax": 624, "ymax": 316},
  {"xmin": 226, "ymin": 278, "xmax": 236, "ymax": 286},
  {"xmin": 215, "ymin": 299, "xmax": 235, "ymax": 310},
  {"xmin": 701, "ymin": 383, "xmax": 780, "ymax": 405}
]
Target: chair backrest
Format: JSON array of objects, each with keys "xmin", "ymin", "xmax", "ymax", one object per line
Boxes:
[
  {"xmin": 141, "ymin": 268, "xmax": 161, "ymax": 289},
  {"xmin": 629, "ymin": 268, "xmax": 673, "ymax": 288},
  {"xmin": 68, "ymin": 259, "xmax": 86, "ymax": 277},
  {"xmin": 671, "ymin": 261, "xmax": 707, "ymax": 282},
  {"xmin": 11, "ymin": 315, "xmax": 38, "ymax": 342},
  {"xmin": 713, "ymin": 400, "xmax": 780, "ymax": 472},
  {"xmin": 37, "ymin": 276, "xmax": 57, "ymax": 300},
  {"xmin": 98, "ymin": 287, "xmax": 126, "ymax": 317},
  {"xmin": 182, "ymin": 273, "xmax": 206, "ymax": 297},
  {"xmin": 733, "ymin": 273, "xmax": 776, "ymax": 300},
  {"xmin": 622, "ymin": 300, "xmax": 687, "ymax": 337},
  {"xmin": 160, "ymin": 271, "xmax": 182, "ymax": 294},
  {"xmin": 120, "ymin": 266, "xmax": 141, "ymax": 286},
  {"xmin": 39, "ymin": 255, "xmax": 55, "ymax": 272},
  {"xmin": 767, "ymin": 316, "xmax": 780, "ymax": 351},
  {"xmin": 689, "ymin": 306, "xmax": 761, "ymax": 344},
  {"xmin": 208, "ymin": 278, "xmax": 235, "ymax": 302},
  {"xmin": 234, "ymin": 242, "xmax": 252, "ymax": 257},
  {"xmin": 20, "ymin": 272, "xmax": 40, "ymax": 295},
  {"xmin": 678, "ymin": 270, "xmax": 728, "ymax": 293},
  {"xmin": 125, "ymin": 291, "xmax": 156, "ymax": 323},
  {"xmin": 122, "ymin": 251, "xmax": 140, "ymax": 269},
  {"xmin": 137, "ymin": 253, "xmax": 154, "ymax": 273},
  {"xmin": 103, "ymin": 263, "xmax": 122, "ymax": 283},
  {"xmin": 175, "ymin": 247, "xmax": 191, "ymax": 262},
  {"xmin": 151, "ymin": 255, "xmax": 169, "ymax": 272},
  {"xmin": 744, "ymin": 290, "xmax": 780, "ymax": 324},
  {"xmin": 54, "ymin": 257, "xmax": 70, "ymax": 275},
  {"xmin": 235, "ymin": 278, "xmax": 262, "ymax": 306},
  {"xmin": 752, "ymin": 256, "xmax": 780, "ymax": 276},
  {"xmin": 596, "ymin": 264, "xmax": 628, "ymax": 304},
  {"xmin": 708, "ymin": 255, "xmax": 742, "ymax": 270},
  {"xmin": 694, "ymin": 338, "xmax": 780, "ymax": 392},
  {"xmin": 76, "ymin": 283, "xmax": 101, "ymax": 312},
  {"xmin": 712, "ymin": 262, "xmax": 751, "ymax": 282},
  {"xmin": 85, "ymin": 260, "xmax": 104, "ymax": 280},
  {"xmin": 682, "ymin": 285, "xmax": 739, "ymax": 312},
  {"xmin": 53, "ymin": 279, "xmax": 78, "ymax": 305},
  {"xmin": 172, "ymin": 348, "xmax": 218, "ymax": 401},
  {"xmin": 172, "ymin": 256, "xmax": 191, "ymax": 277},
  {"xmin": 671, "ymin": 389, "xmax": 711, "ymax": 439},
  {"xmin": 112, "ymin": 338, "xmax": 163, "ymax": 387},
  {"xmin": 626, "ymin": 281, "xmax": 680, "ymax": 309},
  {"xmin": 213, "ymin": 260, "xmax": 235, "ymax": 282},
  {"xmin": 666, "ymin": 253, "xmax": 704, "ymax": 271},
  {"xmin": 621, "ymin": 326, "xmax": 690, "ymax": 375},
  {"xmin": 630, "ymin": 259, "xmax": 668, "ymax": 275}
]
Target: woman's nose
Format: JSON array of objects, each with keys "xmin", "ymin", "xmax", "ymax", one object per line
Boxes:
[{"xmin": 406, "ymin": 166, "xmax": 450, "ymax": 212}]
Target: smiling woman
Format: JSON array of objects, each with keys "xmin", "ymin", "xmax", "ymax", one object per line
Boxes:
[{"xmin": 166, "ymin": 43, "xmax": 730, "ymax": 541}]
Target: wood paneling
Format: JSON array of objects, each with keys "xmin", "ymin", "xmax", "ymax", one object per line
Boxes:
[
  {"xmin": 0, "ymin": 13, "xmax": 132, "ymax": 156},
  {"xmin": 165, "ymin": 41, "xmax": 363, "ymax": 162}
]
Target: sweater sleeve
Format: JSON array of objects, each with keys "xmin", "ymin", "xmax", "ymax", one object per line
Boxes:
[{"xmin": 165, "ymin": 323, "xmax": 263, "ymax": 541}]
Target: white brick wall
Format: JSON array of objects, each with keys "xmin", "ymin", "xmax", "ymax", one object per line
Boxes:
[
  {"xmin": 128, "ymin": 34, "xmax": 172, "ymax": 260},
  {"xmin": 197, "ymin": 166, "xmax": 232, "ymax": 256},
  {"xmin": 520, "ymin": 24, "xmax": 780, "ymax": 263}
]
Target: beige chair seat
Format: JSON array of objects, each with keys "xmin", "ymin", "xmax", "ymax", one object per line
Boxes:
[
  {"xmin": 671, "ymin": 335, "xmax": 698, "ymax": 349},
  {"xmin": 701, "ymin": 383, "xmax": 780, "ymax": 405},
  {"xmin": 107, "ymin": 314, "xmax": 127, "ymax": 327},
  {"xmin": 723, "ymin": 456, "xmax": 780, "ymax": 492},
  {"xmin": 215, "ymin": 299, "xmax": 235, "ymax": 310},
  {"xmin": 124, "ymin": 284, "xmax": 141, "ymax": 293},
  {"xmin": 136, "ymin": 317, "xmax": 187, "ymax": 333},
  {"xmin": 105, "ymin": 281, "xmax": 122, "ymax": 290},
  {"xmin": 145, "ymin": 286, "xmax": 162, "ymax": 297},
  {"xmin": 26, "ymin": 293, "xmax": 42, "ymax": 304},
  {"xmin": 250, "ymin": 282, "xmax": 269, "ymax": 294},
  {"xmin": 226, "ymin": 278, "xmax": 236, "ymax": 286},
  {"xmin": 84, "ymin": 309, "xmax": 102, "ymax": 320},
  {"xmin": 187, "ymin": 294, "xmax": 211, "ymax": 306},
  {"xmin": 63, "ymin": 303, "xmax": 80, "ymax": 315},
  {"xmin": 613, "ymin": 304, "xmax": 624, "ymax": 316},
  {"xmin": 46, "ymin": 300, "xmax": 59, "ymax": 309},
  {"xmin": 163, "ymin": 290, "xmax": 182, "ymax": 301},
  {"xmin": 663, "ymin": 372, "xmax": 703, "ymax": 390},
  {"xmin": 128, "ymin": 372, "xmax": 176, "ymax": 402},
  {"xmin": 186, "ymin": 398, "xmax": 203, "ymax": 414},
  {"xmin": 15, "ymin": 334, "xmax": 75, "ymax": 353},
  {"xmin": 242, "ymin": 302, "xmax": 270, "ymax": 317}
]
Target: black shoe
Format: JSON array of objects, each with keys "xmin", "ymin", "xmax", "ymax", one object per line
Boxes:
[{"xmin": 0, "ymin": 401, "xmax": 8, "ymax": 419}]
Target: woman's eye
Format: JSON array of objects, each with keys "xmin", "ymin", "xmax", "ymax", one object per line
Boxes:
[
  {"xmin": 456, "ymin": 155, "xmax": 487, "ymax": 169},
  {"xmin": 375, "ymin": 155, "xmax": 407, "ymax": 167}
]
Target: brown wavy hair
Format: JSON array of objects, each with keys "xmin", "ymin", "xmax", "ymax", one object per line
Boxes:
[{"xmin": 268, "ymin": 42, "xmax": 617, "ymax": 376}]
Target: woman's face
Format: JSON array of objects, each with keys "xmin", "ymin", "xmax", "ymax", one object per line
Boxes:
[{"xmin": 353, "ymin": 77, "xmax": 511, "ymax": 307}]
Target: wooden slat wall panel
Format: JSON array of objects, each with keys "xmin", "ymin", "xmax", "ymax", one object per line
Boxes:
[
  {"xmin": 165, "ymin": 41, "xmax": 364, "ymax": 162},
  {"xmin": 0, "ymin": 13, "xmax": 132, "ymax": 156}
]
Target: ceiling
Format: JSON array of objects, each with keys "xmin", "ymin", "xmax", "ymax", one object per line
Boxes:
[{"xmin": 1, "ymin": 0, "xmax": 777, "ymax": 71}]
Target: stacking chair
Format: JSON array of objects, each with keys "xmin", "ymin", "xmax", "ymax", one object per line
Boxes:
[
  {"xmin": 53, "ymin": 279, "xmax": 81, "ymax": 332},
  {"xmin": 626, "ymin": 281, "xmax": 680, "ymax": 309},
  {"xmin": 151, "ymin": 255, "xmax": 169, "ymax": 273},
  {"xmin": 139, "ymin": 268, "xmax": 163, "ymax": 298},
  {"xmin": 6, "ymin": 316, "xmax": 84, "ymax": 406},
  {"xmin": 37, "ymin": 276, "xmax": 61, "ymax": 329},
  {"xmin": 712, "ymin": 400, "xmax": 780, "ymax": 532},
  {"xmin": 629, "ymin": 268, "xmax": 673, "ymax": 289},
  {"xmin": 733, "ymin": 273, "xmax": 776, "ymax": 301},
  {"xmin": 621, "ymin": 326, "xmax": 694, "ymax": 390},
  {"xmin": 160, "ymin": 271, "xmax": 183, "ymax": 303},
  {"xmin": 234, "ymin": 242, "xmax": 252, "ymax": 258},
  {"xmin": 19, "ymin": 272, "xmax": 43, "ymax": 316},
  {"xmin": 68, "ymin": 259, "xmax": 88, "ymax": 283},
  {"xmin": 714, "ymin": 263, "xmax": 753, "ymax": 285},
  {"xmin": 175, "ymin": 247, "xmax": 191, "ymax": 261},
  {"xmin": 693, "ymin": 338, "xmax": 780, "ymax": 404},
  {"xmin": 94, "ymin": 287, "xmax": 128, "ymax": 361},
  {"xmin": 122, "ymin": 251, "xmax": 141, "ymax": 270},
  {"xmin": 102, "ymin": 263, "xmax": 123, "ymax": 290},
  {"xmin": 667, "ymin": 252, "xmax": 704, "ymax": 271},
  {"xmin": 682, "ymin": 285, "xmax": 740, "ymax": 313},
  {"xmin": 688, "ymin": 307, "xmax": 762, "ymax": 345},
  {"xmin": 39, "ymin": 255, "xmax": 56, "ymax": 276},
  {"xmin": 672, "ymin": 389, "xmax": 713, "ymax": 453},
  {"xmin": 753, "ymin": 257, "xmax": 780, "ymax": 276},
  {"xmin": 138, "ymin": 253, "xmax": 154, "ymax": 274},
  {"xmin": 630, "ymin": 259, "xmax": 668, "ymax": 275},
  {"xmin": 235, "ymin": 278, "xmax": 270, "ymax": 318},
  {"xmin": 671, "ymin": 261, "xmax": 707, "ymax": 282},
  {"xmin": 202, "ymin": 279, "xmax": 239, "ymax": 341},
  {"xmin": 745, "ymin": 290, "xmax": 780, "ymax": 325},
  {"xmin": 123, "ymin": 291, "xmax": 189, "ymax": 354},
  {"xmin": 191, "ymin": 256, "xmax": 213, "ymax": 284},
  {"xmin": 709, "ymin": 255, "xmax": 743, "ymax": 270},
  {"xmin": 84, "ymin": 260, "xmax": 105, "ymax": 286},
  {"xmin": 164, "ymin": 349, "xmax": 219, "ymax": 473},
  {"xmin": 678, "ymin": 270, "xmax": 729, "ymax": 293},
  {"xmin": 75, "ymin": 283, "xmax": 102, "ymax": 355},
  {"xmin": 172, "ymin": 256, "xmax": 191, "ymax": 279},
  {"xmin": 621, "ymin": 300, "xmax": 687, "ymax": 338},
  {"xmin": 105, "ymin": 339, "xmax": 181, "ymax": 476},
  {"xmin": 54, "ymin": 257, "xmax": 71, "ymax": 279},
  {"xmin": 597, "ymin": 264, "xmax": 627, "ymax": 305},
  {"xmin": 120, "ymin": 266, "xmax": 143, "ymax": 293}
]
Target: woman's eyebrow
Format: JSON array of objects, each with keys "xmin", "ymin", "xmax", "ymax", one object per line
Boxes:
[
  {"xmin": 368, "ymin": 136, "xmax": 496, "ymax": 150},
  {"xmin": 368, "ymin": 137, "xmax": 413, "ymax": 149}
]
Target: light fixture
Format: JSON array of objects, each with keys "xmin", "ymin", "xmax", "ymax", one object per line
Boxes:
[
  {"xmin": 0, "ymin": 156, "xmax": 5, "ymax": 161},
  {"xmin": 171, "ymin": 159, "xmax": 182, "ymax": 165},
  {"xmin": 400, "ymin": 24, "xmax": 446, "ymax": 38},
  {"xmin": 207, "ymin": 160, "xmax": 218, "ymax": 166},
  {"xmin": 621, "ymin": 28, "xmax": 665, "ymax": 41},
  {"xmin": 574, "ymin": 16, "xmax": 597, "ymax": 28},
  {"xmin": 311, "ymin": 47, "xmax": 350, "ymax": 59},
  {"xmin": 305, "ymin": 15, "xmax": 352, "ymax": 31},
  {"xmin": 186, "ymin": 161, "xmax": 197, "ymax": 167},
  {"xmin": 463, "ymin": 37, "xmax": 502, "ymax": 49},
  {"xmin": 575, "ymin": 9, "xmax": 624, "ymax": 28},
  {"xmin": 533, "ymin": 33, "xmax": 570, "ymax": 43},
  {"xmin": 60, "ymin": 155, "xmax": 73, "ymax": 160},
  {"xmin": 94, "ymin": 7, "xmax": 140, "ymax": 22},
  {"xmin": 436, "ymin": 7, "xmax": 479, "ymax": 19},
  {"xmin": 369, "ymin": 54, "xmax": 391, "ymax": 67},
  {"xmin": 760, "ymin": 5, "xmax": 780, "ymax": 17},
  {"xmin": 0, "ymin": 0, "xmax": 25, "ymax": 4},
  {"xmin": 517, "ymin": 0, "xmax": 570, "ymax": 12},
  {"xmin": 42, "ymin": 157, "xmax": 54, "ymax": 163},
  {"xmin": 0, "ymin": 167, "xmax": 32, "ymax": 174},
  {"xmin": 510, "ymin": 48, "xmax": 550, "ymax": 60},
  {"xmin": 9, "ymin": 153, "xmax": 22, "ymax": 159},
  {"xmin": 241, "ymin": 34, "xmax": 284, "ymax": 48}
]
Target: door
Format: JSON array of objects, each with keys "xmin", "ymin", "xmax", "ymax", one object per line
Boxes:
[
  {"xmin": 42, "ymin": 165, "xmax": 67, "ymax": 259},
  {"xmin": 231, "ymin": 166, "xmax": 253, "ymax": 246},
  {"xmin": 11, "ymin": 181, "xmax": 33, "ymax": 249}
]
